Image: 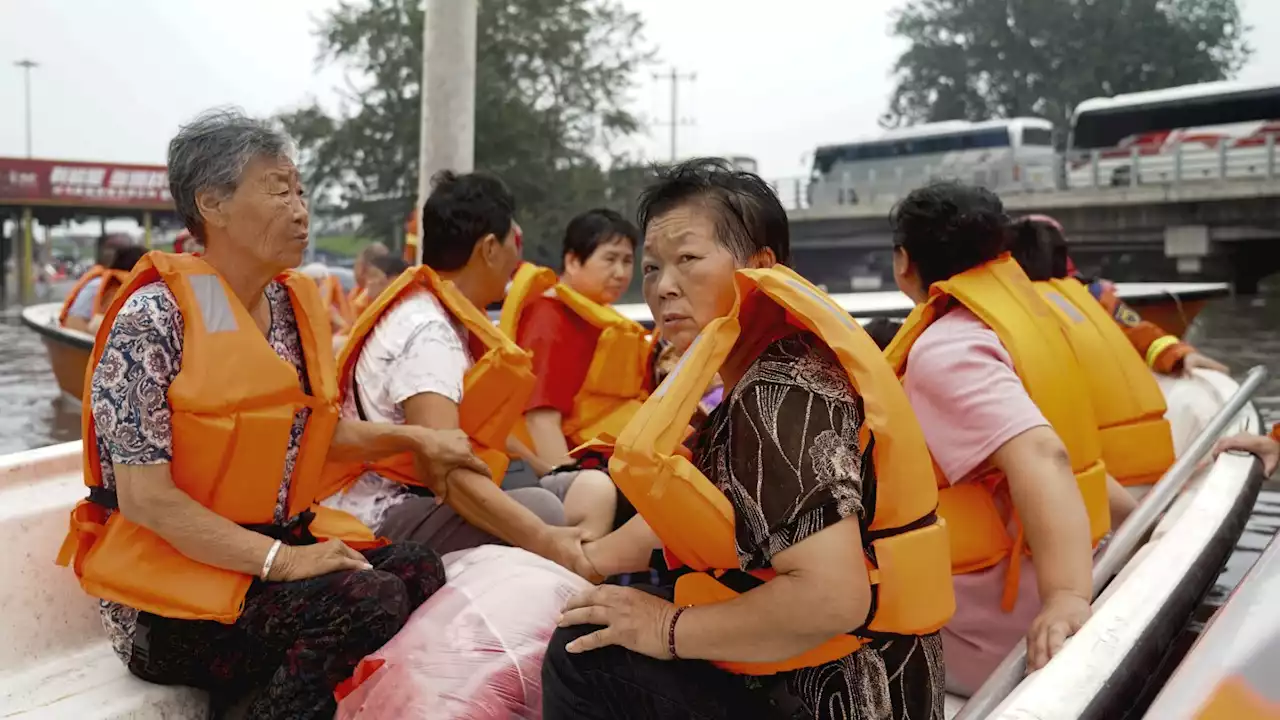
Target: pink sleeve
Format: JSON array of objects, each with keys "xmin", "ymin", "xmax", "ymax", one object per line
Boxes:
[{"xmin": 903, "ymin": 312, "xmax": 1049, "ymax": 484}]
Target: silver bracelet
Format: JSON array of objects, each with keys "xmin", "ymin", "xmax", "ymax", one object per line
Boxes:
[{"xmin": 260, "ymin": 539, "xmax": 283, "ymax": 581}]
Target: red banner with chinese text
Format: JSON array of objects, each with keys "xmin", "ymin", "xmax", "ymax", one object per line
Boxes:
[{"xmin": 0, "ymin": 157, "xmax": 173, "ymax": 209}]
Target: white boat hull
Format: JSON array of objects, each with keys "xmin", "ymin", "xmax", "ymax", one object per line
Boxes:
[{"xmin": 946, "ymin": 369, "xmax": 1264, "ymax": 719}]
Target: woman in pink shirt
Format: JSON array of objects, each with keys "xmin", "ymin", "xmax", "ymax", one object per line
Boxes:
[{"xmin": 890, "ymin": 183, "xmax": 1096, "ymax": 695}]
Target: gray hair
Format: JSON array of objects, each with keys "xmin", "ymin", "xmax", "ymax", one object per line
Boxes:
[{"xmin": 167, "ymin": 107, "xmax": 296, "ymax": 242}]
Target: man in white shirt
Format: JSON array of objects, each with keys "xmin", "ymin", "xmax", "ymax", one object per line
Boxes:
[{"xmin": 323, "ymin": 171, "xmax": 601, "ymax": 579}]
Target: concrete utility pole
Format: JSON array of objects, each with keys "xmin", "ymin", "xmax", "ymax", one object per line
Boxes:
[
  {"xmin": 14, "ymin": 59, "xmax": 38, "ymax": 158},
  {"xmin": 652, "ymin": 67, "xmax": 696, "ymax": 162},
  {"xmin": 415, "ymin": 0, "xmax": 478, "ymax": 266}
]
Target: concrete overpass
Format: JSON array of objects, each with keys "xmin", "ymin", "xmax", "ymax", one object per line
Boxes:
[{"xmin": 780, "ymin": 175, "xmax": 1280, "ymax": 293}]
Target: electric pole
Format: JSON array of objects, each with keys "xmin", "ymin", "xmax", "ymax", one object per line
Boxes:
[
  {"xmin": 14, "ymin": 59, "xmax": 38, "ymax": 158},
  {"xmin": 652, "ymin": 68, "xmax": 696, "ymax": 162},
  {"xmin": 414, "ymin": 0, "xmax": 477, "ymax": 266}
]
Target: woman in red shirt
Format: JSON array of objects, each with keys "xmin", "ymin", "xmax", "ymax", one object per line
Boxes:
[{"xmin": 514, "ymin": 209, "xmax": 640, "ymax": 537}]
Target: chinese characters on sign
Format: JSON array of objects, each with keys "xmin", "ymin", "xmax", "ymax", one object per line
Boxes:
[
  {"xmin": 49, "ymin": 165, "xmax": 171, "ymax": 203},
  {"xmin": 0, "ymin": 157, "xmax": 173, "ymax": 209}
]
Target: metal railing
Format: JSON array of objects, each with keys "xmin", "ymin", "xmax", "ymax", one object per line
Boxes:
[
  {"xmin": 769, "ymin": 137, "xmax": 1280, "ymax": 212},
  {"xmin": 953, "ymin": 365, "xmax": 1268, "ymax": 720}
]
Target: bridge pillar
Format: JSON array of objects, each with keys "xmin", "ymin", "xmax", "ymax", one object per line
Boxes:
[{"xmin": 1164, "ymin": 225, "xmax": 1210, "ymax": 276}]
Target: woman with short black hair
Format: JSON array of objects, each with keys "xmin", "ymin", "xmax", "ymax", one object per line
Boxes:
[{"xmin": 542, "ymin": 159, "xmax": 947, "ymax": 720}]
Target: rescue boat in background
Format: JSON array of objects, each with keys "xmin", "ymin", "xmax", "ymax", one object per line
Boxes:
[{"xmin": 22, "ymin": 280, "xmax": 1227, "ymax": 405}]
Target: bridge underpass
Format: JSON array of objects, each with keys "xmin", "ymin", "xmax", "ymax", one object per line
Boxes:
[{"xmin": 785, "ymin": 175, "xmax": 1280, "ymax": 293}]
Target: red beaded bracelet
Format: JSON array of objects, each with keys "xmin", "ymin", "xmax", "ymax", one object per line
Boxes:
[{"xmin": 668, "ymin": 605, "xmax": 690, "ymax": 660}]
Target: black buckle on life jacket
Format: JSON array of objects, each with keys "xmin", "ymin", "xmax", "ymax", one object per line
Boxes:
[
  {"xmin": 243, "ymin": 510, "xmax": 319, "ymax": 546},
  {"xmin": 87, "ymin": 486, "xmax": 119, "ymax": 510}
]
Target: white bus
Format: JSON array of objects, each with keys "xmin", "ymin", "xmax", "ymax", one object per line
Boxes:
[
  {"xmin": 1067, "ymin": 79, "xmax": 1280, "ymax": 188},
  {"xmin": 807, "ymin": 118, "xmax": 1057, "ymax": 207}
]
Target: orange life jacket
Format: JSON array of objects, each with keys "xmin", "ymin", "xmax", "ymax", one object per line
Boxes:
[
  {"xmin": 1035, "ymin": 277, "xmax": 1175, "ymax": 486},
  {"xmin": 323, "ymin": 265, "xmax": 537, "ymax": 489},
  {"xmin": 885, "ymin": 255, "xmax": 1110, "ymax": 612},
  {"xmin": 349, "ymin": 285, "xmax": 371, "ymax": 317},
  {"xmin": 55, "ymin": 252, "xmax": 379, "ymax": 624},
  {"xmin": 610, "ymin": 265, "xmax": 954, "ymax": 675},
  {"xmin": 501, "ymin": 263, "xmax": 652, "ymax": 445},
  {"xmin": 59, "ymin": 266, "xmax": 128, "ymax": 325},
  {"xmin": 321, "ymin": 274, "xmax": 355, "ymax": 330}
]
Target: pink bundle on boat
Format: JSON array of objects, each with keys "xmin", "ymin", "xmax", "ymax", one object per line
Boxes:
[{"xmin": 336, "ymin": 545, "xmax": 591, "ymax": 720}]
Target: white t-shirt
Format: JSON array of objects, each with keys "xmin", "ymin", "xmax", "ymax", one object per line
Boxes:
[{"xmin": 321, "ymin": 291, "xmax": 473, "ymax": 530}]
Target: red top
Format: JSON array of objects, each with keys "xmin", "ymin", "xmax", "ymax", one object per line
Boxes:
[{"xmin": 516, "ymin": 295, "xmax": 601, "ymax": 415}]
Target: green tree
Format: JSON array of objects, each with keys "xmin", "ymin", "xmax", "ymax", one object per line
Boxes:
[
  {"xmin": 279, "ymin": 0, "xmax": 652, "ymax": 264},
  {"xmin": 884, "ymin": 0, "xmax": 1251, "ymax": 132}
]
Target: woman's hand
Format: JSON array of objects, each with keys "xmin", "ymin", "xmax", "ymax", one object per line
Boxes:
[
  {"xmin": 1214, "ymin": 433, "xmax": 1280, "ymax": 476},
  {"xmin": 541, "ymin": 525, "xmax": 604, "ymax": 582},
  {"xmin": 1026, "ymin": 591, "xmax": 1091, "ymax": 672},
  {"xmin": 557, "ymin": 585, "xmax": 676, "ymax": 660},
  {"xmin": 268, "ymin": 539, "xmax": 372, "ymax": 582},
  {"xmin": 414, "ymin": 428, "xmax": 491, "ymax": 493},
  {"xmin": 1180, "ymin": 352, "xmax": 1228, "ymax": 376}
]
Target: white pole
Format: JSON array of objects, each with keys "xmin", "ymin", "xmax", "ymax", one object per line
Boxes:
[
  {"xmin": 15, "ymin": 60, "xmax": 38, "ymax": 158},
  {"xmin": 415, "ymin": 0, "xmax": 478, "ymax": 266}
]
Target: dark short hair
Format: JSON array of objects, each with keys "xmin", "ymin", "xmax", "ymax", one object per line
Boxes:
[
  {"xmin": 369, "ymin": 254, "xmax": 410, "ymax": 278},
  {"xmin": 420, "ymin": 170, "xmax": 516, "ymax": 272},
  {"xmin": 863, "ymin": 317, "xmax": 903, "ymax": 351},
  {"xmin": 890, "ymin": 181, "xmax": 1009, "ymax": 288},
  {"xmin": 1008, "ymin": 219, "xmax": 1054, "ymax": 282},
  {"xmin": 1008, "ymin": 218, "xmax": 1070, "ymax": 281},
  {"xmin": 637, "ymin": 158, "xmax": 790, "ymax": 265},
  {"xmin": 109, "ymin": 245, "xmax": 147, "ymax": 272},
  {"xmin": 562, "ymin": 208, "xmax": 639, "ymax": 269}
]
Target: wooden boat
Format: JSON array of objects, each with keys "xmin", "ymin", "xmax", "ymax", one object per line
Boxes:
[{"xmin": 1143, "ymin": 522, "xmax": 1280, "ymax": 718}]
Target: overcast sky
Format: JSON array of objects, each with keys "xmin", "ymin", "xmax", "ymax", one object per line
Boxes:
[{"xmin": 2, "ymin": 0, "xmax": 1278, "ymax": 183}]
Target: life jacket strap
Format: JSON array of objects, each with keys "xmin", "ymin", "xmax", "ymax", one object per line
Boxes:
[
  {"xmin": 242, "ymin": 509, "xmax": 320, "ymax": 546},
  {"xmin": 88, "ymin": 486, "xmax": 119, "ymax": 510}
]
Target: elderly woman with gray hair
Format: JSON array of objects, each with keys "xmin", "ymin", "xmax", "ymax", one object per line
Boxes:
[{"xmin": 65, "ymin": 108, "xmax": 489, "ymax": 720}]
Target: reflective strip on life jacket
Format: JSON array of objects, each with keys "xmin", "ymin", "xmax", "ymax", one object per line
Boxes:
[
  {"xmin": 323, "ymin": 265, "xmax": 537, "ymax": 491},
  {"xmin": 1037, "ymin": 277, "xmax": 1174, "ymax": 486},
  {"xmin": 57, "ymin": 252, "xmax": 377, "ymax": 623},
  {"xmin": 611, "ymin": 264, "xmax": 954, "ymax": 675},
  {"xmin": 885, "ymin": 255, "xmax": 1110, "ymax": 612}
]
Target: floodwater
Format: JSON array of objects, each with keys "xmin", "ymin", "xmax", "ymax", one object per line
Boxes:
[{"xmin": 2, "ymin": 277, "xmax": 1279, "ymax": 641}]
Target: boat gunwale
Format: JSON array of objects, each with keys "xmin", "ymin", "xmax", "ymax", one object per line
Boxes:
[
  {"xmin": 1143, "ymin": 491, "xmax": 1280, "ymax": 716},
  {"xmin": 980, "ymin": 377, "xmax": 1264, "ymax": 719},
  {"xmin": 20, "ymin": 304, "xmax": 94, "ymax": 352}
]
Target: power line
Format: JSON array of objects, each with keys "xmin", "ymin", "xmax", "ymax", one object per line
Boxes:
[{"xmin": 652, "ymin": 67, "xmax": 696, "ymax": 162}]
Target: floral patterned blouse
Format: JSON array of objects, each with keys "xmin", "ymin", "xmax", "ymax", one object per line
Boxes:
[
  {"xmin": 688, "ymin": 332, "xmax": 945, "ymax": 720},
  {"xmin": 89, "ymin": 280, "xmax": 309, "ymax": 663}
]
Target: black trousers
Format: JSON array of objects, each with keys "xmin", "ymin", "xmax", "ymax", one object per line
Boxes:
[{"xmin": 540, "ymin": 586, "xmax": 800, "ymax": 720}]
